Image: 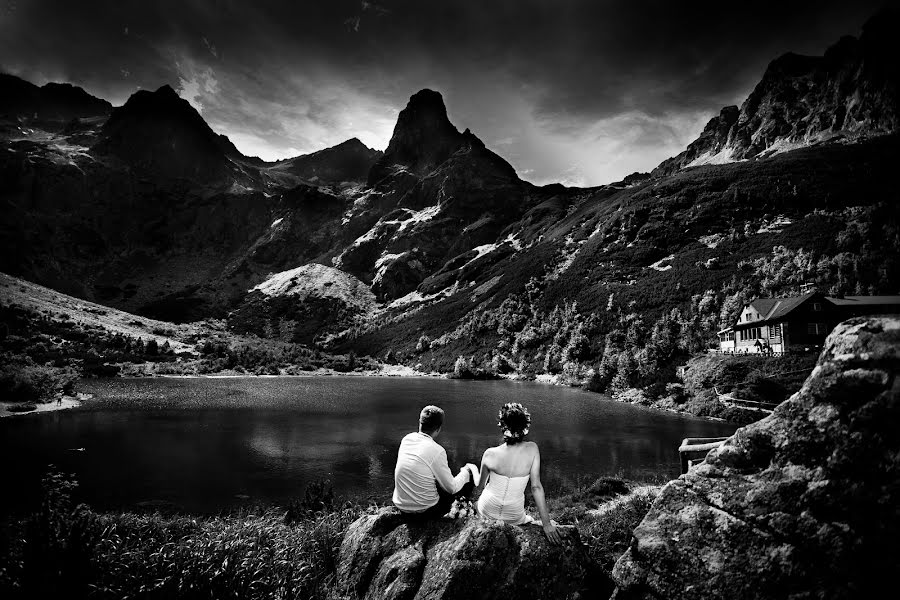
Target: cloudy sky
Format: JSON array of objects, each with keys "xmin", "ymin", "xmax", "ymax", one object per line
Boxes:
[{"xmin": 0, "ymin": 0, "xmax": 887, "ymax": 185}]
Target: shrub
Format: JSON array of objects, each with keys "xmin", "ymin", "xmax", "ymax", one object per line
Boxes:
[
  {"xmin": 285, "ymin": 480, "xmax": 336, "ymax": 524},
  {"xmin": 0, "ymin": 361, "xmax": 77, "ymax": 403},
  {"xmin": 451, "ymin": 355, "xmax": 475, "ymax": 379}
]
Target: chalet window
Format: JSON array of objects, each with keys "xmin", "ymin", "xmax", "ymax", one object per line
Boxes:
[
  {"xmin": 807, "ymin": 323, "xmax": 827, "ymax": 335},
  {"xmin": 772, "ymin": 324, "xmax": 781, "ymax": 338},
  {"xmin": 812, "ymin": 303, "xmax": 822, "ymax": 312}
]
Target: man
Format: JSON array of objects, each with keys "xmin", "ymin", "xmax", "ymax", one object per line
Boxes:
[{"xmin": 392, "ymin": 405, "xmax": 474, "ymax": 518}]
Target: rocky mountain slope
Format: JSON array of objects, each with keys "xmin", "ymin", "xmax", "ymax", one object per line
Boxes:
[{"xmin": 654, "ymin": 10, "xmax": 899, "ymax": 175}]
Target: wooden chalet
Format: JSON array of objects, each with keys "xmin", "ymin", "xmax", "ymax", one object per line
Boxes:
[{"xmin": 717, "ymin": 291, "xmax": 900, "ymax": 354}]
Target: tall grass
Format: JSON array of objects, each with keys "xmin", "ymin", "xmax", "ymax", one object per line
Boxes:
[{"xmin": 0, "ymin": 470, "xmax": 360, "ymax": 600}]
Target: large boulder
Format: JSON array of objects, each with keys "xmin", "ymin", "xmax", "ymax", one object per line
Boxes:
[
  {"xmin": 611, "ymin": 317, "xmax": 900, "ymax": 599},
  {"xmin": 337, "ymin": 507, "xmax": 591, "ymax": 600}
]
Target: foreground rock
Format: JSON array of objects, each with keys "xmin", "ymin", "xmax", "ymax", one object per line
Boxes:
[
  {"xmin": 612, "ymin": 317, "xmax": 900, "ymax": 599},
  {"xmin": 337, "ymin": 507, "xmax": 590, "ymax": 600}
]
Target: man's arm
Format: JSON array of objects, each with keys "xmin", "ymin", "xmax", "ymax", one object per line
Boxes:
[{"xmin": 432, "ymin": 447, "xmax": 470, "ymax": 494}]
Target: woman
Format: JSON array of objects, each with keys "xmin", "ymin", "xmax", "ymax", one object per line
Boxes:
[{"xmin": 475, "ymin": 403, "xmax": 561, "ymax": 544}]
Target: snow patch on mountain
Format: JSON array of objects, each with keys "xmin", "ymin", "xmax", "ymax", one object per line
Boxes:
[
  {"xmin": 686, "ymin": 147, "xmax": 739, "ymax": 168},
  {"xmin": 394, "ymin": 204, "xmax": 441, "ymax": 232},
  {"xmin": 648, "ymin": 255, "xmax": 675, "ymax": 271},
  {"xmin": 386, "ymin": 280, "xmax": 461, "ymax": 309}
]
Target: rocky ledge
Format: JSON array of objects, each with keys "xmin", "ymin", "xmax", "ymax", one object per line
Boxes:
[
  {"xmin": 612, "ymin": 317, "xmax": 900, "ymax": 599},
  {"xmin": 336, "ymin": 507, "xmax": 591, "ymax": 600}
]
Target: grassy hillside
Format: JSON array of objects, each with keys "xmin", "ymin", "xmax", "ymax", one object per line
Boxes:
[{"xmin": 0, "ymin": 272, "xmax": 379, "ymax": 409}]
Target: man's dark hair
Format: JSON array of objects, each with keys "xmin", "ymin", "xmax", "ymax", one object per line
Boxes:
[{"xmin": 419, "ymin": 405, "xmax": 444, "ymax": 434}]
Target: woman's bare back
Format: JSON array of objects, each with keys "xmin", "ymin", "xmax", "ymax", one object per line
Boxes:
[{"xmin": 482, "ymin": 441, "xmax": 538, "ymax": 478}]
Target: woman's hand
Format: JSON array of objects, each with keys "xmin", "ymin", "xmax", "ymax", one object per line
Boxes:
[{"xmin": 543, "ymin": 521, "xmax": 562, "ymax": 544}]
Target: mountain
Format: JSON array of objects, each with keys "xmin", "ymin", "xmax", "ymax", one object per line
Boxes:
[
  {"xmin": 335, "ymin": 88, "xmax": 533, "ymax": 300},
  {"xmin": 269, "ymin": 138, "xmax": 382, "ymax": 185},
  {"xmin": 368, "ymin": 89, "xmax": 474, "ymax": 185},
  {"xmin": 0, "ymin": 73, "xmax": 112, "ymax": 122},
  {"xmin": 92, "ymin": 85, "xmax": 242, "ymax": 183},
  {"xmin": 654, "ymin": 9, "xmax": 899, "ymax": 175}
]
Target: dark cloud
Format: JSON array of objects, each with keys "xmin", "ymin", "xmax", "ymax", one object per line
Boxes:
[{"xmin": 0, "ymin": 0, "xmax": 887, "ymax": 184}]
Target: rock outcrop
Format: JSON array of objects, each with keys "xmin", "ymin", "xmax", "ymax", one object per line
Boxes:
[
  {"xmin": 229, "ymin": 263, "xmax": 376, "ymax": 344},
  {"xmin": 654, "ymin": 9, "xmax": 900, "ymax": 175},
  {"xmin": 337, "ymin": 507, "xmax": 591, "ymax": 600},
  {"xmin": 611, "ymin": 316, "xmax": 900, "ymax": 599}
]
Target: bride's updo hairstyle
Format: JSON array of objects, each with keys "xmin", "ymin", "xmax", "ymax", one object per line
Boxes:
[{"xmin": 498, "ymin": 403, "xmax": 531, "ymax": 445}]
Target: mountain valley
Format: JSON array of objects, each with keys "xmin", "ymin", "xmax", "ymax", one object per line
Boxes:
[{"xmin": 1, "ymin": 10, "xmax": 898, "ymax": 419}]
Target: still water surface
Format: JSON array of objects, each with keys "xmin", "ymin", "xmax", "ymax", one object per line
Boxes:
[{"xmin": 1, "ymin": 377, "xmax": 737, "ymax": 513}]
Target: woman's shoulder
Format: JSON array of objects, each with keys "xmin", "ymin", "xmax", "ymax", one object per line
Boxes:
[{"xmin": 482, "ymin": 445, "xmax": 501, "ymax": 458}]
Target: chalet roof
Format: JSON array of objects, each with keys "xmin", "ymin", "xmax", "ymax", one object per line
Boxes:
[
  {"xmin": 749, "ymin": 298, "xmax": 779, "ymax": 316},
  {"xmin": 735, "ymin": 293, "xmax": 900, "ymax": 329},
  {"xmin": 765, "ymin": 292, "xmax": 819, "ymax": 321},
  {"xmin": 826, "ymin": 295, "xmax": 900, "ymax": 306},
  {"xmin": 735, "ymin": 291, "xmax": 818, "ymax": 328}
]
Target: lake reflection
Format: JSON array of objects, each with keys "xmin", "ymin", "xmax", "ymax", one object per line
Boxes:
[{"xmin": 0, "ymin": 377, "xmax": 737, "ymax": 513}]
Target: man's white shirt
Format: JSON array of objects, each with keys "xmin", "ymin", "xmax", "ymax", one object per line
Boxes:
[{"xmin": 392, "ymin": 432, "xmax": 468, "ymax": 512}]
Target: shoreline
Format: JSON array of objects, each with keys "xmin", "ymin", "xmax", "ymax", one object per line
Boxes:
[{"xmin": 0, "ymin": 393, "xmax": 88, "ymax": 418}]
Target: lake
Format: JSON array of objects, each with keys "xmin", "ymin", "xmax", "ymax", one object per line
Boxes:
[{"xmin": 0, "ymin": 376, "xmax": 738, "ymax": 513}]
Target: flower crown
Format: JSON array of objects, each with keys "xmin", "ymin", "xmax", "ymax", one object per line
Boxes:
[{"xmin": 497, "ymin": 403, "xmax": 531, "ymax": 440}]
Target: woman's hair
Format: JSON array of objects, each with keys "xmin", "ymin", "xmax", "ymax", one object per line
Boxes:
[{"xmin": 497, "ymin": 403, "xmax": 531, "ymax": 445}]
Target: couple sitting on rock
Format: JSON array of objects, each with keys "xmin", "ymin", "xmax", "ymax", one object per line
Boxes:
[{"xmin": 392, "ymin": 403, "xmax": 562, "ymax": 544}]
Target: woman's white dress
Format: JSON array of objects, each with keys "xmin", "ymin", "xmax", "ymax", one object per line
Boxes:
[{"xmin": 476, "ymin": 472, "xmax": 534, "ymax": 525}]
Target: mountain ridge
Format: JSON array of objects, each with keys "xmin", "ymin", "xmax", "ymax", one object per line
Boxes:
[
  {"xmin": 0, "ymin": 73, "xmax": 112, "ymax": 122},
  {"xmin": 653, "ymin": 9, "xmax": 899, "ymax": 175}
]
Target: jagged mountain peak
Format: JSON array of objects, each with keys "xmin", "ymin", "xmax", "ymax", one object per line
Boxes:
[
  {"xmin": 112, "ymin": 84, "xmax": 207, "ymax": 123},
  {"xmin": 367, "ymin": 89, "xmax": 467, "ymax": 185},
  {"xmin": 366, "ymin": 88, "xmax": 516, "ymax": 187}
]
